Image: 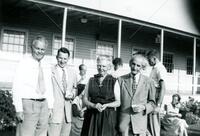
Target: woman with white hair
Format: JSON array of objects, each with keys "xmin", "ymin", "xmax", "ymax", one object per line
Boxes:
[{"xmin": 81, "ymin": 56, "xmax": 121, "ymax": 136}]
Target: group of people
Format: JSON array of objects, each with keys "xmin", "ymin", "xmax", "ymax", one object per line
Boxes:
[{"xmin": 12, "ymin": 35, "xmax": 188, "ymax": 136}]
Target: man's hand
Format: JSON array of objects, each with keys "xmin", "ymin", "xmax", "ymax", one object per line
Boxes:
[
  {"xmin": 132, "ymin": 104, "xmax": 145, "ymax": 113},
  {"xmin": 65, "ymin": 93, "xmax": 74, "ymax": 100},
  {"xmin": 154, "ymin": 106, "xmax": 161, "ymax": 113},
  {"xmin": 16, "ymin": 112, "xmax": 24, "ymax": 123},
  {"xmin": 79, "ymin": 110, "xmax": 85, "ymax": 118}
]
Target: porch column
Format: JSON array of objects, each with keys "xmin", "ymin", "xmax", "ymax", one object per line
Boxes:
[
  {"xmin": 160, "ymin": 29, "xmax": 164, "ymax": 63},
  {"xmin": 62, "ymin": 8, "xmax": 68, "ymax": 47},
  {"xmin": 192, "ymin": 37, "xmax": 197, "ymax": 95},
  {"xmin": 117, "ymin": 19, "xmax": 122, "ymax": 57}
]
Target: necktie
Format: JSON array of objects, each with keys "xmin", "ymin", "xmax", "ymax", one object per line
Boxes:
[
  {"xmin": 132, "ymin": 76, "xmax": 137, "ymax": 95},
  {"xmin": 37, "ymin": 62, "xmax": 46, "ymax": 94},
  {"xmin": 62, "ymin": 68, "xmax": 67, "ymax": 96}
]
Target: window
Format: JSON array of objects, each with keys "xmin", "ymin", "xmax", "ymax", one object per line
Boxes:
[
  {"xmin": 1, "ymin": 29, "xmax": 26, "ymax": 53},
  {"xmin": 96, "ymin": 41, "xmax": 114, "ymax": 61},
  {"xmin": 132, "ymin": 48, "xmax": 146, "ymax": 56},
  {"xmin": 186, "ymin": 57, "xmax": 193, "ymax": 75},
  {"xmin": 52, "ymin": 35, "xmax": 75, "ymax": 58},
  {"xmin": 163, "ymin": 53, "xmax": 173, "ymax": 73}
]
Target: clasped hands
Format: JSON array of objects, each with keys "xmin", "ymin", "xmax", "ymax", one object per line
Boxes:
[{"xmin": 94, "ymin": 103, "xmax": 108, "ymax": 112}]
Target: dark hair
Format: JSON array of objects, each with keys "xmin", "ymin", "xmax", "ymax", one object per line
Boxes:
[
  {"xmin": 112, "ymin": 58, "xmax": 123, "ymax": 66},
  {"xmin": 172, "ymin": 94, "xmax": 181, "ymax": 102},
  {"xmin": 57, "ymin": 47, "xmax": 70, "ymax": 57},
  {"xmin": 79, "ymin": 64, "xmax": 86, "ymax": 70},
  {"xmin": 146, "ymin": 49, "xmax": 159, "ymax": 59}
]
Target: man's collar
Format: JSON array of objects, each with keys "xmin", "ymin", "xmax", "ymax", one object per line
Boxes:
[
  {"xmin": 129, "ymin": 73, "xmax": 140, "ymax": 78},
  {"xmin": 56, "ymin": 64, "xmax": 68, "ymax": 69},
  {"xmin": 153, "ymin": 62, "xmax": 161, "ymax": 68},
  {"xmin": 95, "ymin": 73, "xmax": 107, "ymax": 78}
]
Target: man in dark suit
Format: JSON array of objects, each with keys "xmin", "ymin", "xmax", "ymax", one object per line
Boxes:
[{"xmin": 118, "ymin": 54, "xmax": 156, "ymax": 136}]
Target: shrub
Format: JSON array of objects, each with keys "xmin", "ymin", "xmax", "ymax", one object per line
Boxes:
[
  {"xmin": 0, "ymin": 90, "xmax": 16, "ymax": 130},
  {"xmin": 185, "ymin": 112, "xmax": 200, "ymax": 124},
  {"xmin": 180, "ymin": 96, "xmax": 200, "ymax": 125}
]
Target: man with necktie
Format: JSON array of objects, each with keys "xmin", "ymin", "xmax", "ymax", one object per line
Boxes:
[
  {"xmin": 49, "ymin": 47, "xmax": 77, "ymax": 136},
  {"xmin": 118, "ymin": 54, "xmax": 156, "ymax": 136},
  {"xmin": 12, "ymin": 35, "xmax": 54, "ymax": 136}
]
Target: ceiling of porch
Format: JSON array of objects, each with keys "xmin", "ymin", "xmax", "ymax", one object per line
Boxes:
[{"xmin": 2, "ymin": 0, "xmax": 199, "ymax": 42}]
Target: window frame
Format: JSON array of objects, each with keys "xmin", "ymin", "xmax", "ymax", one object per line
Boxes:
[
  {"xmin": 186, "ymin": 56, "xmax": 193, "ymax": 75},
  {"xmin": 131, "ymin": 47, "xmax": 147, "ymax": 56},
  {"xmin": 163, "ymin": 52, "xmax": 174, "ymax": 73},
  {"xmin": 95, "ymin": 40, "xmax": 115, "ymax": 61},
  {"xmin": 0, "ymin": 27, "xmax": 28, "ymax": 54},
  {"xmin": 52, "ymin": 34, "xmax": 76, "ymax": 60}
]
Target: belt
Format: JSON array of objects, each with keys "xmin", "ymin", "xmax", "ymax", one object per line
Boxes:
[{"xmin": 29, "ymin": 98, "xmax": 46, "ymax": 102}]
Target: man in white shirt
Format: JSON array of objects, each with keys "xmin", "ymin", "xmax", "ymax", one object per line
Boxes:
[
  {"xmin": 12, "ymin": 35, "xmax": 54, "ymax": 136},
  {"xmin": 111, "ymin": 57, "xmax": 124, "ymax": 78},
  {"xmin": 70, "ymin": 64, "xmax": 88, "ymax": 136},
  {"xmin": 147, "ymin": 49, "xmax": 167, "ymax": 136},
  {"xmin": 77, "ymin": 64, "xmax": 89, "ymax": 86},
  {"xmin": 49, "ymin": 47, "xmax": 77, "ymax": 136}
]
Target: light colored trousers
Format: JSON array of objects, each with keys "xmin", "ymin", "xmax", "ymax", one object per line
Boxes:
[
  {"xmin": 16, "ymin": 99, "xmax": 49, "ymax": 136},
  {"xmin": 120, "ymin": 122, "xmax": 146, "ymax": 136},
  {"xmin": 48, "ymin": 120, "xmax": 71, "ymax": 136},
  {"xmin": 149, "ymin": 112, "xmax": 160, "ymax": 136},
  {"xmin": 121, "ymin": 127, "xmax": 146, "ymax": 136}
]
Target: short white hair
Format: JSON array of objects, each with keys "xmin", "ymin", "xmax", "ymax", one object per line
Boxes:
[
  {"xmin": 96, "ymin": 56, "xmax": 111, "ymax": 65},
  {"xmin": 32, "ymin": 35, "xmax": 48, "ymax": 48},
  {"xmin": 130, "ymin": 54, "xmax": 148, "ymax": 70}
]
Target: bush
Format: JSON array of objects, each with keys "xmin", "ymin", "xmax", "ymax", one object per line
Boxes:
[
  {"xmin": 0, "ymin": 90, "xmax": 16, "ymax": 130},
  {"xmin": 180, "ymin": 96, "xmax": 200, "ymax": 125},
  {"xmin": 185, "ymin": 112, "xmax": 200, "ymax": 124}
]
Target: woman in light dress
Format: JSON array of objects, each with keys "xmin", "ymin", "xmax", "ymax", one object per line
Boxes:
[{"xmin": 162, "ymin": 94, "xmax": 188, "ymax": 136}]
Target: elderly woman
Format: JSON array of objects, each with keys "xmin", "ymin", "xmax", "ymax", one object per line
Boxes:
[
  {"xmin": 162, "ymin": 94, "xmax": 188, "ymax": 136},
  {"xmin": 81, "ymin": 56, "xmax": 121, "ymax": 136}
]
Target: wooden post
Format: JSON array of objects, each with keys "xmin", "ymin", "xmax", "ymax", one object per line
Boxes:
[
  {"xmin": 117, "ymin": 19, "xmax": 122, "ymax": 57},
  {"xmin": 62, "ymin": 8, "xmax": 67, "ymax": 47}
]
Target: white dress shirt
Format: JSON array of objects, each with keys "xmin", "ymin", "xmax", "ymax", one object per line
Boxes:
[
  {"xmin": 150, "ymin": 62, "xmax": 167, "ymax": 88},
  {"xmin": 56, "ymin": 65, "xmax": 77, "ymax": 96},
  {"xmin": 111, "ymin": 67, "xmax": 125, "ymax": 78},
  {"xmin": 56, "ymin": 65, "xmax": 68, "ymax": 89},
  {"xmin": 134, "ymin": 73, "xmax": 140, "ymax": 85},
  {"xmin": 12, "ymin": 55, "xmax": 54, "ymax": 112},
  {"xmin": 77, "ymin": 74, "xmax": 89, "ymax": 85}
]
